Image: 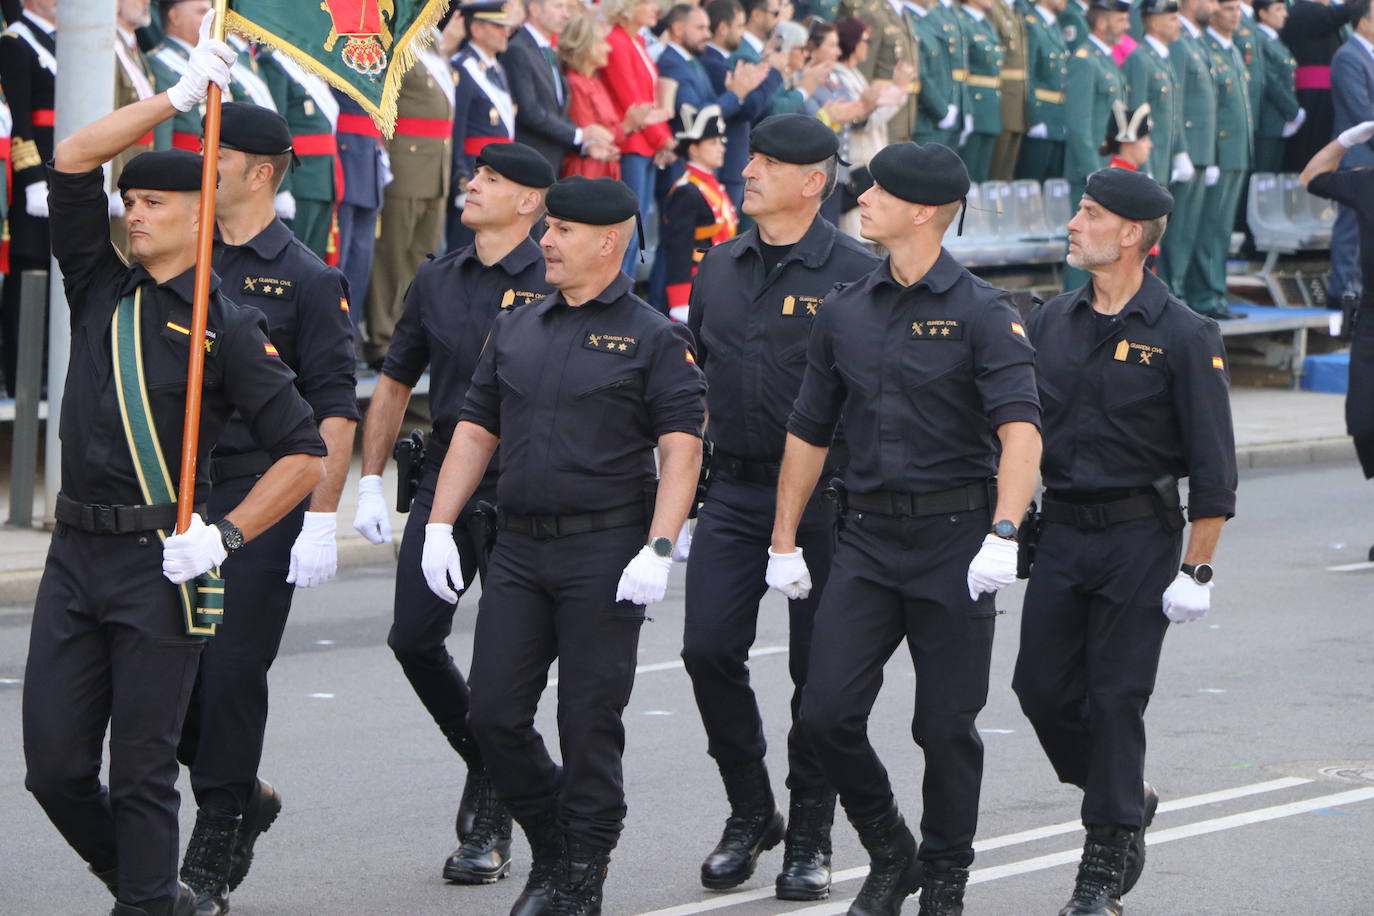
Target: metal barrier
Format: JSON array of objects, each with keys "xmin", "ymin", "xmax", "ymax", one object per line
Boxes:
[{"xmin": 8, "ymin": 270, "xmax": 48, "ymax": 528}]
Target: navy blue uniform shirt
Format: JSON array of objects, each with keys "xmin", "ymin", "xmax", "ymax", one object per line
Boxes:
[
  {"xmin": 461, "ymin": 272, "xmax": 707, "ymax": 515},
  {"xmin": 788, "ymin": 249, "xmax": 1041, "ymax": 494},
  {"xmin": 1028, "ymin": 270, "xmax": 1238, "ymax": 519}
]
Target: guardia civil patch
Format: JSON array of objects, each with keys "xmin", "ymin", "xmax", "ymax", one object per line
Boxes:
[
  {"xmin": 242, "ymin": 276, "xmax": 295, "ymax": 299},
  {"xmin": 584, "ymin": 332, "xmax": 638, "ymax": 356},
  {"xmin": 910, "ymin": 319, "xmax": 963, "ymax": 340}
]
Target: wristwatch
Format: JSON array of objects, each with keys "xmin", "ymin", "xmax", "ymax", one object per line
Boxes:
[
  {"xmin": 649, "ymin": 536, "xmax": 674, "ymax": 558},
  {"xmin": 1180, "ymin": 563, "xmax": 1214, "ymax": 585},
  {"xmin": 213, "ymin": 518, "xmax": 245, "ymax": 553},
  {"xmin": 990, "ymin": 519, "xmax": 1018, "ymax": 541}
]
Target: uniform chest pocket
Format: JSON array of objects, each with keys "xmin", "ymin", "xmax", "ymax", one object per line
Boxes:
[
  {"xmin": 147, "ymin": 326, "xmax": 224, "ymax": 391},
  {"xmin": 902, "ymin": 336, "xmax": 970, "ymax": 393},
  {"xmin": 496, "ymin": 369, "xmax": 527, "ymax": 400},
  {"xmin": 1104, "ymin": 361, "xmax": 1168, "ymax": 410},
  {"xmin": 556, "ymin": 374, "xmax": 639, "ymax": 471}
]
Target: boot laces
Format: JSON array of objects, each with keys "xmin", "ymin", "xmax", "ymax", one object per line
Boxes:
[
  {"xmin": 456, "ymin": 782, "xmax": 509, "ymax": 852},
  {"xmin": 920, "ymin": 871, "xmax": 967, "ymax": 913},
  {"xmin": 549, "ymin": 864, "xmax": 605, "ymax": 916},
  {"xmin": 181, "ymin": 815, "xmax": 238, "ymax": 895},
  {"xmin": 1070, "ymin": 838, "xmax": 1127, "ymax": 903},
  {"xmin": 782, "ymin": 804, "xmax": 830, "ymax": 868}
]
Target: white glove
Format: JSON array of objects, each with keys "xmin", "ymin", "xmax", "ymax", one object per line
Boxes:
[
  {"xmin": 162, "ymin": 513, "xmax": 229, "ymax": 585},
  {"xmin": 287, "ymin": 511, "xmax": 337, "ymax": 588},
  {"xmin": 379, "ymin": 147, "xmax": 395, "ymax": 187},
  {"xmin": 938, "ymin": 103, "xmax": 959, "ymax": 131},
  {"xmin": 1170, "ymin": 152, "xmax": 1196, "ymax": 185},
  {"xmin": 421, "ymin": 523, "xmax": 465, "ymax": 604},
  {"xmin": 668, "ymin": 305, "xmax": 690, "ymax": 323},
  {"xmin": 966, "ymin": 533, "xmax": 1019, "ymax": 601},
  {"xmin": 1281, "ymin": 107, "xmax": 1306, "ymax": 139},
  {"xmin": 1027, "ymin": 122, "xmax": 1048, "ymax": 140},
  {"xmin": 672, "ymin": 519, "xmax": 692, "ymax": 562},
  {"xmin": 765, "ymin": 547, "xmax": 812, "ymax": 601},
  {"xmin": 107, "ymin": 190, "xmax": 126, "ymax": 218},
  {"xmin": 1161, "ymin": 570, "xmax": 1212, "ymax": 623},
  {"xmin": 166, "ymin": 9, "xmax": 237, "ymax": 112},
  {"xmin": 274, "ymin": 190, "xmax": 297, "ymax": 220},
  {"xmin": 352, "ymin": 474, "xmax": 393, "ymax": 544},
  {"xmin": 25, "ymin": 182, "xmax": 49, "ymax": 219},
  {"xmin": 959, "ymin": 113, "xmax": 975, "ymax": 147},
  {"xmin": 1203, "ymin": 165, "xmax": 1220, "ymax": 187},
  {"xmin": 615, "ymin": 545, "xmax": 674, "ymax": 605},
  {"xmin": 1337, "ymin": 119, "xmax": 1374, "ymax": 149}
]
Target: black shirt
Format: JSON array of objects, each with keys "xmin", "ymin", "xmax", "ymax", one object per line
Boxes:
[
  {"xmin": 1028, "ymin": 270, "xmax": 1238, "ymax": 519},
  {"xmin": 461, "ymin": 272, "xmax": 707, "ymax": 514},
  {"xmin": 1308, "ymin": 168, "xmax": 1374, "ymax": 309},
  {"xmin": 688, "ymin": 216, "xmax": 879, "ymax": 463},
  {"xmin": 211, "ymin": 218, "xmax": 358, "ymax": 459},
  {"xmin": 788, "ymin": 249, "xmax": 1041, "ymax": 495},
  {"xmin": 47, "ymin": 164, "xmax": 325, "ymax": 507},
  {"xmin": 383, "ymin": 237, "xmax": 551, "ymax": 443}
]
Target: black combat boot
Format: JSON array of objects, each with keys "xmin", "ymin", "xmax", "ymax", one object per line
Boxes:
[
  {"xmin": 443, "ymin": 773, "xmax": 513, "ymax": 883},
  {"xmin": 510, "ymin": 811, "xmax": 564, "ymax": 916},
  {"xmin": 1058, "ymin": 825, "xmax": 1132, "ymax": 916},
  {"xmin": 700, "ymin": 760, "xmax": 785, "ymax": 890},
  {"xmin": 548, "ymin": 839, "xmax": 611, "ymax": 916},
  {"xmin": 441, "ymin": 721, "xmax": 485, "ymax": 840},
  {"xmin": 91, "ymin": 863, "xmax": 119, "ymax": 897},
  {"xmin": 456, "ymin": 770, "xmax": 483, "ymax": 841},
  {"xmin": 110, "ymin": 883, "xmax": 196, "ymax": 916},
  {"xmin": 1121, "ymin": 783, "xmax": 1157, "ymax": 897},
  {"xmin": 916, "ymin": 861, "xmax": 967, "ymax": 916},
  {"xmin": 226, "ymin": 779, "xmax": 281, "ymax": 891},
  {"xmin": 180, "ymin": 809, "xmax": 240, "ymax": 916},
  {"xmin": 775, "ymin": 790, "xmax": 836, "ymax": 901},
  {"xmin": 846, "ymin": 803, "xmax": 922, "ymax": 916}
]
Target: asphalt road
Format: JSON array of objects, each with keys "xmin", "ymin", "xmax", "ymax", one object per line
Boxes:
[{"xmin": 3, "ymin": 459, "xmax": 1374, "ymax": 915}]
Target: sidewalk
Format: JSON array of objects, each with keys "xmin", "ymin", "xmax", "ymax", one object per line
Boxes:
[{"xmin": 0, "ymin": 387, "xmax": 1357, "ymax": 607}]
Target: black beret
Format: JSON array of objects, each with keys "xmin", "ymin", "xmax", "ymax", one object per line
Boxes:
[
  {"xmin": 117, "ymin": 149, "xmax": 204, "ymax": 193},
  {"xmin": 216, "ymin": 102, "xmax": 294, "ymax": 156},
  {"xmin": 749, "ymin": 114, "xmax": 840, "ymax": 165},
  {"xmin": 476, "ymin": 142, "xmax": 556, "ymax": 189},
  {"xmin": 1089, "ymin": 0, "xmax": 1132, "ymax": 11},
  {"xmin": 1084, "ymin": 167, "xmax": 1174, "ymax": 220},
  {"xmin": 868, "ymin": 141, "xmax": 970, "ymax": 205},
  {"xmin": 545, "ymin": 176, "xmax": 639, "ymax": 225},
  {"xmin": 1138, "ymin": 0, "xmax": 1180, "ymax": 14}
]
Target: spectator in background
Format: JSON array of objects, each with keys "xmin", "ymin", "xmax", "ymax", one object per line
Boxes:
[
  {"xmin": 846, "ymin": 0, "xmax": 919, "ymax": 143},
  {"xmin": 603, "ymin": 0, "xmax": 680, "ymax": 275},
  {"xmin": 832, "ymin": 16, "xmax": 910, "ymax": 237},
  {"xmin": 704, "ymin": 0, "xmax": 784, "ymax": 209},
  {"xmin": 1253, "ymin": 0, "xmax": 1303, "ymax": 174},
  {"xmin": 1280, "ymin": 0, "xmax": 1354, "ymax": 171},
  {"xmin": 769, "ymin": 20, "xmax": 829, "ymax": 115},
  {"xmin": 1017, "ymin": 0, "xmax": 1071, "ymax": 182},
  {"xmin": 658, "ymin": 4, "xmax": 770, "ymax": 140},
  {"xmin": 806, "ymin": 21, "xmax": 882, "ymax": 220},
  {"xmin": 958, "ymin": 0, "xmax": 1006, "ymax": 182},
  {"xmin": 662, "ymin": 105, "xmax": 738, "ymax": 319},
  {"xmin": 1327, "ymin": 0, "xmax": 1374, "ymax": 306},
  {"xmin": 1123, "ymin": 0, "xmax": 1181, "ymax": 184}
]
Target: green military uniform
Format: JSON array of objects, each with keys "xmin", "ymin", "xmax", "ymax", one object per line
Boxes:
[
  {"xmin": 1058, "ymin": 0, "xmax": 1091, "ymax": 52},
  {"xmin": 987, "ymin": 0, "xmax": 1029, "ymax": 179},
  {"xmin": 1016, "ymin": 3, "xmax": 1070, "ymax": 180},
  {"xmin": 259, "ymin": 48, "xmax": 339, "ymax": 261},
  {"xmin": 1234, "ymin": 15, "xmax": 1264, "ymax": 125},
  {"xmin": 1186, "ymin": 26, "xmax": 1253, "ymax": 314},
  {"xmin": 1157, "ymin": 19, "xmax": 1216, "ymax": 300},
  {"xmin": 909, "ymin": 3, "xmax": 959, "ymax": 145},
  {"xmin": 148, "ymin": 37, "xmax": 264, "ymax": 152},
  {"xmin": 364, "ymin": 57, "xmax": 454, "ymax": 364},
  {"xmin": 959, "ymin": 4, "xmax": 1004, "ymax": 181},
  {"xmin": 845, "ymin": 0, "xmax": 920, "ymax": 142},
  {"xmin": 1123, "ymin": 34, "xmax": 1180, "ymax": 182},
  {"xmin": 1254, "ymin": 22, "xmax": 1299, "ymax": 173},
  {"xmin": 811, "ymin": 0, "xmax": 845, "ymax": 19},
  {"xmin": 1063, "ymin": 35, "xmax": 1125, "ymax": 289},
  {"xmin": 112, "ymin": 30, "xmax": 167, "ymax": 257},
  {"xmin": 934, "ymin": 0, "xmax": 972, "ymax": 144}
]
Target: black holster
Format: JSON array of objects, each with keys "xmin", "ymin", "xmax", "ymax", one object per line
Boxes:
[
  {"xmin": 1150, "ymin": 475, "xmax": 1187, "ymax": 533},
  {"xmin": 1016, "ymin": 501, "xmax": 1040, "ymax": 580},
  {"xmin": 393, "ymin": 429, "xmax": 427, "ymax": 513},
  {"xmin": 822, "ymin": 477, "xmax": 848, "ymax": 535},
  {"xmin": 691, "ymin": 440, "xmax": 714, "ymax": 519},
  {"xmin": 469, "ymin": 500, "xmax": 499, "ymax": 582}
]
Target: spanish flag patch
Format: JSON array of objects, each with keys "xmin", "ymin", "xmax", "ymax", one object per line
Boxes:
[
  {"xmin": 265, "ymin": 343, "xmax": 280, "ymax": 357},
  {"xmin": 1211, "ymin": 356, "xmax": 1225, "ymax": 369},
  {"xmin": 339, "ymin": 298, "xmax": 349, "ymax": 312},
  {"xmin": 686, "ymin": 349, "xmax": 696, "ymax": 364},
  {"xmin": 1011, "ymin": 322, "xmax": 1027, "ymax": 337}
]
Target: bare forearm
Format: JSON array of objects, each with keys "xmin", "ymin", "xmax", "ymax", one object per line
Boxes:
[
  {"xmin": 771, "ymin": 433, "xmax": 828, "ymax": 552},
  {"xmin": 225, "ymin": 453, "xmax": 325, "ymax": 541},
  {"xmin": 360, "ymin": 374, "xmax": 412, "ymax": 476},
  {"xmin": 992, "ymin": 422, "xmax": 1042, "ymax": 523},
  {"xmin": 428, "ymin": 421, "xmax": 499, "ymax": 526},
  {"xmin": 1183, "ymin": 516, "xmax": 1225, "ymax": 565},
  {"xmin": 309, "ymin": 417, "xmax": 356, "ymax": 512},
  {"xmin": 1299, "ymin": 139, "xmax": 1346, "ymax": 187},
  {"xmin": 54, "ymin": 95, "xmax": 179, "ymax": 174},
  {"xmin": 649, "ymin": 432, "xmax": 703, "ymax": 541}
]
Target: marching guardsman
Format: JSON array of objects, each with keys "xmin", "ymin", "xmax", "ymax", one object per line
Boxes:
[
  {"xmin": 908, "ymin": 0, "xmax": 962, "ymax": 147},
  {"xmin": 1123, "ymin": 0, "xmax": 1182, "ymax": 183},
  {"xmin": 1253, "ymin": 0, "xmax": 1304, "ymax": 174},
  {"xmin": 681, "ymin": 114, "xmax": 877, "ymax": 903},
  {"xmin": 113, "ymin": 0, "xmax": 166, "ymax": 257},
  {"xmin": 988, "ymin": 0, "xmax": 1029, "ymax": 181},
  {"xmin": 1060, "ymin": 0, "xmax": 1091, "ymax": 51},
  {"xmin": 351, "ymin": 143, "xmax": 554, "ymax": 887},
  {"xmin": 172, "ymin": 103, "xmax": 357, "ymax": 915},
  {"xmin": 767, "ymin": 141, "xmax": 1041, "ymax": 916},
  {"xmin": 363, "ymin": 27, "xmax": 458, "ymax": 367},
  {"xmin": 1156, "ymin": 0, "xmax": 1213, "ymax": 302},
  {"xmin": 334, "ymin": 87, "xmax": 385, "ymax": 334},
  {"xmin": 422, "ymin": 175, "xmax": 706, "ymax": 915},
  {"xmin": 0, "ymin": 0, "xmax": 55, "ymax": 398},
  {"xmin": 449, "ymin": 0, "xmax": 518, "ymax": 249},
  {"xmin": 958, "ymin": 0, "xmax": 1006, "ymax": 183},
  {"xmin": 662, "ymin": 105, "xmax": 739, "ymax": 323},
  {"xmin": 1017, "ymin": 0, "xmax": 1070, "ymax": 181},
  {"xmin": 845, "ymin": 0, "xmax": 919, "ymax": 142},
  {"xmin": 23, "ymin": 17, "xmax": 327, "ymax": 914},
  {"xmin": 1015, "ymin": 167, "xmax": 1235, "ymax": 916}
]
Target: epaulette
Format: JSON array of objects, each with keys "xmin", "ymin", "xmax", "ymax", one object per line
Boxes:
[{"xmin": 1075, "ymin": 47, "xmax": 1090, "ymax": 58}]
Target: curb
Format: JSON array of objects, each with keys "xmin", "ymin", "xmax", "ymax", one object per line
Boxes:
[{"xmin": 1235, "ymin": 437, "xmax": 1355, "ymax": 470}]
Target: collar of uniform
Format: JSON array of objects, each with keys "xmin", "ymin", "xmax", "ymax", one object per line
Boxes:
[
  {"xmin": 729, "ymin": 214, "xmax": 837, "ymax": 270},
  {"xmin": 864, "ymin": 247, "xmax": 962, "ymax": 296},
  {"xmin": 119, "ymin": 261, "xmax": 222, "ymax": 302},
  {"xmin": 536, "ymin": 271, "xmax": 633, "ymax": 316},
  {"xmin": 24, "ymin": 11, "xmax": 56, "ymax": 33},
  {"xmin": 216, "ymin": 218, "xmax": 295, "ymax": 261},
  {"xmin": 1256, "ymin": 23, "xmax": 1277, "ymax": 40},
  {"xmin": 1066, "ymin": 268, "xmax": 1170, "ymax": 327},
  {"xmin": 492, "ymin": 236, "xmax": 545, "ymax": 275}
]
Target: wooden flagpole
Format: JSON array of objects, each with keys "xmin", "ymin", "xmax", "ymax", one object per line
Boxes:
[{"xmin": 176, "ymin": 0, "xmax": 230, "ymax": 534}]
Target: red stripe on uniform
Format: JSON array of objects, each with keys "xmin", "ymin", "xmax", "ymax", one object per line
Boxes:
[
  {"xmin": 31, "ymin": 109, "xmax": 55, "ymax": 127},
  {"xmin": 293, "ymin": 133, "xmax": 339, "ymax": 157},
  {"xmin": 337, "ymin": 113, "xmax": 383, "ymax": 138},
  {"xmin": 172, "ymin": 132, "xmax": 201, "ymax": 151},
  {"xmin": 463, "ymin": 135, "xmax": 510, "ymax": 155},
  {"xmin": 397, "ymin": 117, "xmax": 454, "ymax": 138}
]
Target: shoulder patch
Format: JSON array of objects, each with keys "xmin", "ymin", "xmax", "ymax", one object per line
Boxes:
[{"xmin": 1075, "ymin": 46, "xmax": 1090, "ymax": 58}]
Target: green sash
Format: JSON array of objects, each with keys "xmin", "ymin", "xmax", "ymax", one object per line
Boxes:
[{"xmin": 111, "ymin": 288, "xmax": 223, "ymax": 636}]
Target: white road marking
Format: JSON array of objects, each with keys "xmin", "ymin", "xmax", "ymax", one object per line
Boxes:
[
  {"xmin": 549, "ymin": 645, "xmax": 788, "ymax": 689},
  {"xmin": 1326, "ymin": 560, "xmax": 1374, "ymax": 572},
  {"xmin": 635, "ymin": 777, "xmax": 1315, "ymax": 916},
  {"xmin": 307, "ymin": 692, "xmax": 335, "ymax": 699}
]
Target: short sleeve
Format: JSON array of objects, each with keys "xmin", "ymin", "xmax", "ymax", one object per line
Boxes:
[
  {"xmin": 220, "ymin": 306, "xmax": 327, "ymax": 460},
  {"xmin": 380, "ymin": 276, "xmax": 431, "ymax": 387},
  {"xmin": 1172, "ymin": 320, "xmax": 1238, "ymax": 519},
  {"xmin": 293, "ymin": 265, "xmax": 359, "ymax": 422},
  {"xmin": 643, "ymin": 320, "xmax": 706, "ymax": 438},
  {"xmin": 786, "ymin": 297, "xmax": 846, "ymax": 446},
  {"xmin": 971, "ymin": 294, "xmax": 1042, "ymax": 428},
  {"xmin": 1307, "ymin": 169, "xmax": 1374, "ymax": 221}
]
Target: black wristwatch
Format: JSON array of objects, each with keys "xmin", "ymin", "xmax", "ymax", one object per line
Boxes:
[
  {"xmin": 990, "ymin": 519, "xmax": 1018, "ymax": 541},
  {"xmin": 1180, "ymin": 562, "xmax": 1214, "ymax": 585},
  {"xmin": 213, "ymin": 518, "xmax": 245, "ymax": 553},
  {"xmin": 649, "ymin": 536, "xmax": 674, "ymax": 558}
]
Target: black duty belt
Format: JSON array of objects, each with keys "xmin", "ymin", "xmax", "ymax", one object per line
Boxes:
[
  {"xmin": 846, "ymin": 482, "xmax": 988, "ymax": 518},
  {"xmin": 209, "ymin": 451, "xmax": 272, "ymax": 484},
  {"xmin": 55, "ymin": 493, "xmax": 204, "ymax": 534},
  {"xmin": 1040, "ymin": 493, "xmax": 1157, "ymax": 529},
  {"xmin": 423, "ymin": 433, "xmax": 450, "ymax": 472},
  {"xmin": 714, "ymin": 451, "xmax": 782, "ymax": 486},
  {"xmin": 497, "ymin": 501, "xmax": 647, "ymax": 540}
]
